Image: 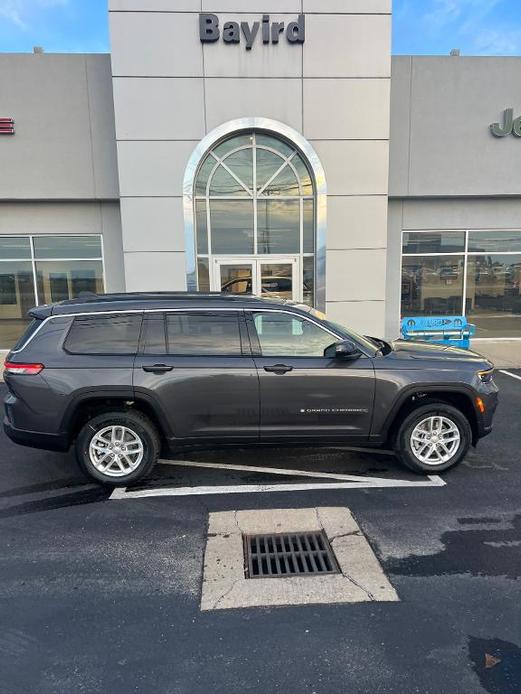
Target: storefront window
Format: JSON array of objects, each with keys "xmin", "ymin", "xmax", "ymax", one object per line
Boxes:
[
  {"xmin": 401, "ymin": 230, "xmax": 521, "ymax": 338},
  {"xmin": 0, "ymin": 235, "xmax": 104, "ymax": 348},
  {"xmin": 402, "ymin": 256, "xmax": 464, "ymax": 316},
  {"xmin": 466, "ymin": 254, "xmax": 521, "ymax": 338},
  {"xmin": 193, "ymin": 131, "xmax": 316, "ymax": 305}
]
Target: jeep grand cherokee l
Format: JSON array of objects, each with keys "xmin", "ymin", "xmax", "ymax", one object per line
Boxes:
[{"xmin": 3, "ymin": 293, "xmax": 498, "ymax": 486}]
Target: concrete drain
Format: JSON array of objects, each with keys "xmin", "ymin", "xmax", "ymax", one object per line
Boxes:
[
  {"xmin": 244, "ymin": 531, "xmax": 340, "ymax": 578},
  {"xmin": 200, "ymin": 508, "xmax": 399, "ymax": 610}
]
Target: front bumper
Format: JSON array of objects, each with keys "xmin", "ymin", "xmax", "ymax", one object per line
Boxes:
[
  {"xmin": 474, "ymin": 388, "xmax": 498, "ymax": 442},
  {"xmin": 3, "ymin": 416, "xmax": 69, "ymax": 453}
]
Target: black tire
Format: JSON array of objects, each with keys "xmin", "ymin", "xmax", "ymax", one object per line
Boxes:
[
  {"xmin": 76, "ymin": 410, "xmax": 160, "ymax": 486},
  {"xmin": 395, "ymin": 402, "xmax": 472, "ymax": 474}
]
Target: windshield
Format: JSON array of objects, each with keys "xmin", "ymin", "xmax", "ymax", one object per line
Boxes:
[{"xmin": 293, "ymin": 305, "xmax": 380, "ymax": 355}]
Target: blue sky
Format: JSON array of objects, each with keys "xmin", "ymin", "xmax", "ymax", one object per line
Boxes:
[{"xmin": 0, "ymin": 0, "xmax": 520, "ymax": 55}]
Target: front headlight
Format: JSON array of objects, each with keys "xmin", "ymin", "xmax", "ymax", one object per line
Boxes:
[{"xmin": 478, "ymin": 368, "xmax": 494, "ymax": 384}]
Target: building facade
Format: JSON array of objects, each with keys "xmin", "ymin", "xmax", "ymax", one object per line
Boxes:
[{"xmin": 0, "ymin": 0, "xmax": 520, "ymax": 358}]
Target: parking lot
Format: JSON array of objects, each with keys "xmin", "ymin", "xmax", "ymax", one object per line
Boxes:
[{"xmin": 1, "ymin": 370, "xmax": 520, "ymax": 693}]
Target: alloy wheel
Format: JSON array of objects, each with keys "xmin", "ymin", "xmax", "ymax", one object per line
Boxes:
[
  {"xmin": 410, "ymin": 415, "xmax": 461, "ymax": 466},
  {"xmin": 89, "ymin": 425, "xmax": 144, "ymax": 477}
]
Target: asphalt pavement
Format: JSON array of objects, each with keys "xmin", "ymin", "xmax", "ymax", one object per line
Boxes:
[{"xmin": 0, "ymin": 371, "xmax": 520, "ymax": 694}]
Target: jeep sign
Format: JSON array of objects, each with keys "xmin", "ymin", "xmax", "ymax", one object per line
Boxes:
[
  {"xmin": 199, "ymin": 13, "xmax": 305, "ymax": 50},
  {"xmin": 490, "ymin": 108, "xmax": 521, "ymax": 138}
]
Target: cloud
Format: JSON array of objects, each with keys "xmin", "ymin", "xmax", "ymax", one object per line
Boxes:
[
  {"xmin": 0, "ymin": 0, "xmax": 68, "ymax": 30},
  {"xmin": 473, "ymin": 27, "xmax": 521, "ymax": 54},
  {"xmin": 425, "ymin": 0, "xmax": 501, "ymax": 29}
]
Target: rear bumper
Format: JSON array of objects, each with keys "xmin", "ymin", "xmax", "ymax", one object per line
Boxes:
[{"xmin": 3, "ymin": 417, "xmax": 69, "ymax": 453}]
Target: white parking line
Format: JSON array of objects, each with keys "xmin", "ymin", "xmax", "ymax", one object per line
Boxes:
[
  {"xmin": 109, "ymin": 458, "xmax": 445, "ymax": 500},
  {"xmin": 110, "ymin": 477, "xmax": 445, "ymax": 500},
  {"xmin": 500, "ymin": 370, "xmax": 521, "ymax": 382},
  {"xmin": 158, "ymin": 458, "xmax": 399, "ymax": 484}
]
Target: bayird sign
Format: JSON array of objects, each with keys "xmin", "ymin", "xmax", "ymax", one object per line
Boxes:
[{"xmin": 199, "ymin": 13, "xmax": 305, "ymax": 50}]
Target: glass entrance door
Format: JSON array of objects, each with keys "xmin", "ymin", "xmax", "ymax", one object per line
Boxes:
[{"xmin": 213, "ymin": 257, "xmax": 300, "ymax": 301}]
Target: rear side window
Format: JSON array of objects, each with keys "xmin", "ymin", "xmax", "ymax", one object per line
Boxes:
[
  {"xmin": 12, "ymin": 319, "xmax": 43, "ymax": 351},
  {"xmin": 166, "ymin": 312, "xmax": 242, "ymax": 356},
  {"xmin": 65, "ymin": 314, "xmax": 142, "ymax": 355}
]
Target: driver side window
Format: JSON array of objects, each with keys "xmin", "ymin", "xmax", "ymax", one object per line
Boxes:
[{"xmin": 252, "ymin": 312, "xmax": 336, "ymax": 357}]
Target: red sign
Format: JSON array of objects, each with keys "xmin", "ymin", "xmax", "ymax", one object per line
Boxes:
[{"xmin": 0, "ymin": 118, "xmax": 15, "ymax": 135}]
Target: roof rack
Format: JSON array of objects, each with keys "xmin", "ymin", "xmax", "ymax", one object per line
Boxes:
[{"xmin": 57, "ymin": 292, "xmax": 266, "ymax": 306}]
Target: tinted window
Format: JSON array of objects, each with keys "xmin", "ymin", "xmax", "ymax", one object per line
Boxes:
[
  {"xmin": 12, "ymin": 319, "xmax": 43, "ymax": 351},
  {"xmin": 401, "ymin": 256, "xmax": 464, "ymax": 316},
  {"xmin": 252, "ymin": 312, "xmax": 336, "ymax": 357},
  {"xmin": 0, "ymin": 237, "xmax": 31, "ymax": 260},
  {"xmin": 33, "ymin": 236, "xmax": 102, "ymax": 259},
  {"xmin": 402, "ymin": 231, "xmax": 465, "ymax": 254},
  {"xmin": 142, "ymin": 314, "xmax": 166, "ymax": 354},
  {"xmin": 468, "ymin": 231, "xmax": 521, "ymax": 253},
  {"xmin": 166, "ymin": 313, "xmax": 242, "ymax": 356},
  {"xmin": 65, "ymin": 314, "xmax": 142, "ymax": 355}
]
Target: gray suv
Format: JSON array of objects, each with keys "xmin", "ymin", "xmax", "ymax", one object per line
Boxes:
[{"xmin": 3, "ymin": 293, "xmax": 498, "ymax": 485}]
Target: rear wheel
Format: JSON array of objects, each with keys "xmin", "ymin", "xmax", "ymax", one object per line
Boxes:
[
  {"xmin": 76, "ymin": 410, "xmax": 160, "ymax": 486},
  {"xmin": 396, "ymin": 402, "xmax": 471, "ymax": 474}
]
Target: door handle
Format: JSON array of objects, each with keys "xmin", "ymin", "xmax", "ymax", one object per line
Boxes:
[
  {"xmin": 264, "ymin": 364, "xmax": 293, "ymax": 375},
  {"xmin": 142, "ymin": 364, "xmax": 174, "ymax": 374}
]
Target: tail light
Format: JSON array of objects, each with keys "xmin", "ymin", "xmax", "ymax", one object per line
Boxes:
[{"xmin": 3, "ymin": 361, "xmax": 44, "ymax": 375}]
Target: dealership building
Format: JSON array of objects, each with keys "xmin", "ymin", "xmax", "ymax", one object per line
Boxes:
[{"xmin": 0, "ymin": 0, "xmax": 520, "ymax": 363}]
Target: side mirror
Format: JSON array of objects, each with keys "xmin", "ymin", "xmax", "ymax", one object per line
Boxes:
[{"xmin": 324, "ymin": 340, "xmax": 362, "ymax": 360}]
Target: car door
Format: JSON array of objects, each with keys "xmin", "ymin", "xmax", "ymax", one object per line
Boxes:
[
  {"xmin": 133, "ymin": 310, "xmax": 259, "ymax": 442},
  {"xmin": 247, "ymin": 309, "xmax": 376, "ymax": 441}
]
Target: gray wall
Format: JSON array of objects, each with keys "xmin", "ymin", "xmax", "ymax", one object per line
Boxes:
[
  {"xmin": 0, "ymin": 53, "xmax": 119, "ymax": 200},
  {"xmin": 389, "ymin": 56, "xmax": 521, "ymax": 198},
  {"xmin": 110, "ymin": 0, "xmax": 392, "ymax": 335}
]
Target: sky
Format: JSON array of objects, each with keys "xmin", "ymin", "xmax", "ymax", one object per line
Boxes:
[{"xmin": 0, "ymin": 0, "xmax": 520, "ymax": 55}]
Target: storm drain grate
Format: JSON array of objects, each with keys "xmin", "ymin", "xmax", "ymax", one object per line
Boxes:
[{"xmin": 244, "ymin": 531, "xmax": 341, "ymax": 578}]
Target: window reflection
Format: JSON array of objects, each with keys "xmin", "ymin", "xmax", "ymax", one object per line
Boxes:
[
  {"xmin": 402, "ymin": 231, "xmax": 465, "ymax": 254},
  {"xmin": 260, "ymin": 263, "xmax": 293, "ymax": 300},
  {"xmin": 197, "ymin": 259, "xmax": 210, "ymax": 292},
  {"xmin": 303, "ymin": 257, "xmax": 314, "ymax": 306},
  {"xmin": 0, "ymin": 235, "xmax": 105, "ymax": 348},
  {"xmin": 223, "ymin": 149, "xmax": 253, "ymax": 191},
  {"xmin": 33, "ymin": 236, "xmax": 102, "ymax": 259},
  {"xmin": 468, "ymin": 231, "xmax": 521, "ymax": 253},
  {"xmin": 195, "ymin": 200, "xmax": 208, "ymax": 255},
  {"xmin": 256, "ymin": 149, "xmax": 285, "ymax": 191},
  {"xmin": 253, "ymin": 312, "xmax": 334, "ymax": 357},
  {"xmin": 209, "ymin": 166, "xmax": 248, "ymax": 197},
  {"xmin": 466, "ymin": 255, "xmax": 521, "ymax": 337},
  {"xmin": 303, "ymin": 200, "xmax": 314, "ymax": 253},
  {"xmin": 0, "ymin": 237, "xmax": 31, "ymax": 260},
  {"xmin": 0, "ymin": 261, "xmax": 35, "ymax": 345},
  {"xmin": 210, "ymin": 200, "xmax": 254, "ymax": 254},
  {"xmin": 36, "ymin": 261, "xmax": 104, "ymax": 304},
  {"xmin": 262, "ymin": 164, "xmax": 300, "ymax": 197},
  {"xmin": 257, "ymin": 200, "xmax": 300, "ymax": 254},
  {"xmin": 401, "ymin": 256, "xmax": 464, "ymax": 316}
]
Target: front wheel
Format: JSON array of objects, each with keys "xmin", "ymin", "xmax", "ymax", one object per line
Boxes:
[
  {"xmin": 396, "ymin": 403, "xmax": 471, "ymax": 474},
  {"xmin": 76, "ymin": 410, "xmax": 160, "ymax": 486}
]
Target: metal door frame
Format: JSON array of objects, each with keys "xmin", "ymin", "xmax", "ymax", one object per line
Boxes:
[{"xmin": 212, "ymin": 256, "xmax": 301, "ymax": 301}]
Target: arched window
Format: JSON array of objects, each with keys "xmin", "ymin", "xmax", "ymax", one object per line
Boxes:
[{"xmin": 193, "ymin": 131, "xmax": 316, "ymax": 306}]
